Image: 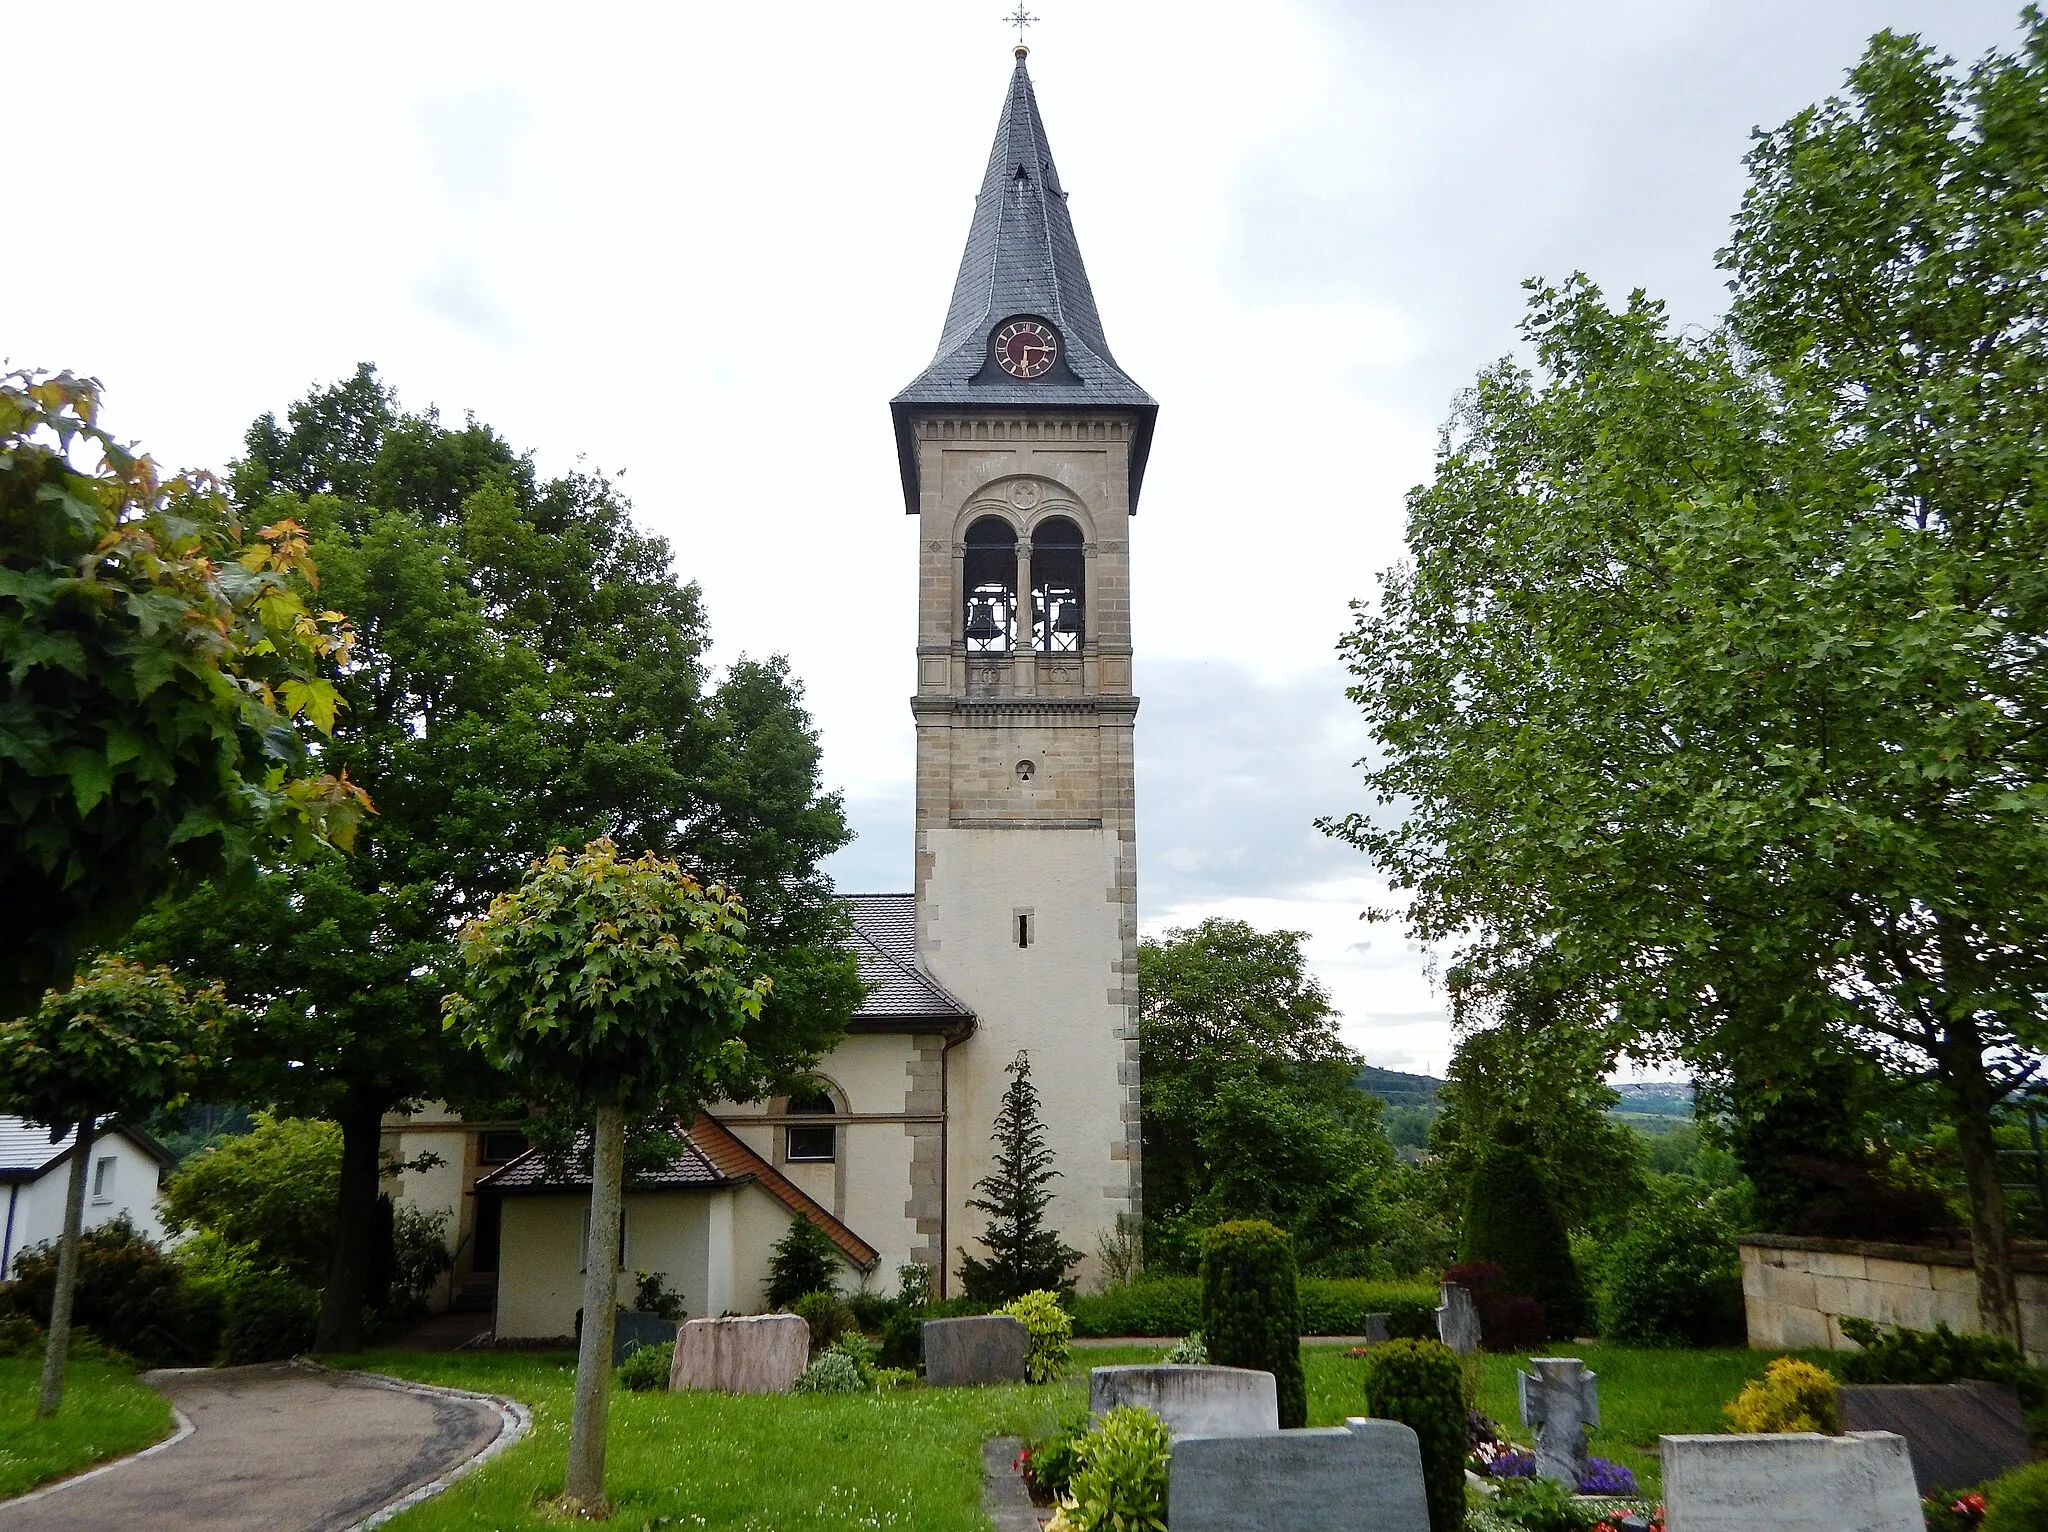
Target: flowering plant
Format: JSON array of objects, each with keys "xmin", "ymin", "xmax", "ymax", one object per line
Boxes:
[
  {"xmin": 1471, "ymin": 1441, "xmax": 1537, "ymax": 1478},
  {"xmin": 1576, "ymin": 1457, "xmax": 1638, "ymax": 1496},
  {"xmin": 1920, "ymin": 1490, "xmax": 1986, "ymax": 1530},
  {"xmin": 1587, "ymin": 1507, "xmax": 1663, "ymax": 1532}
]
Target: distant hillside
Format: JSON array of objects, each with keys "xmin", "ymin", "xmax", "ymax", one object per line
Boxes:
[
  {"xmin": 1610, "ymin": 1081, "xmax": 1694, "ymax": 1119},
  {"xmin": 1354, "ymin": 1066, "xmax": 1443, "ymax": 1109}
]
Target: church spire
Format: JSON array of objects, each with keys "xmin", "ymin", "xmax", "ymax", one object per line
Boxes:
[{"xmin": 891, "ymin": 50, "xmax": 1156, "ymax": 512}]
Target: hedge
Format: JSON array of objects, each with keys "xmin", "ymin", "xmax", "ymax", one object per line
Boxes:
[{"xmin": 1069, "ymin": 1277, "xmax": 1437, "ymax": 1338}]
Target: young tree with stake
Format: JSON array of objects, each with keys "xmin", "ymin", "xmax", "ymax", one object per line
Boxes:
[
  {"xmin": 443, "ymin": 839, "xmax": 774, "ymax": 1517},
  {"xmin": 0, "ymin": 958, "xmax": 229, "ymax": 1416}
]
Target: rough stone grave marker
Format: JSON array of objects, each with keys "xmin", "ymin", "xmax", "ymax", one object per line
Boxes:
[
  {"xmin": 1838, "ymin": 1381, "xmax": 2029, "ymax": 1493},
  {"xmin": 1437, "ymin": 1282, "xmax": 1480, "ymax": 1356},
  {"xmin": 1519, "ymin": 1356, "xmax": 1598, "ymax": 1486},
  {"xmin": 1168, "ymin": 1418, "xmax": 1430, "ymax": 1532},
  {"xmin": 612, "ymin": 1309, "xmax": 678, "ymax": 1367},
  {"xmin": 1363, "ymin": 1313, "xmax": 1390, "ymax": 1344},
  {"xmin": 669, "ymin": 1313, "xmax": 809, "ymax": 1393},
  {"xmin": 923, "ymin": 1314, "xmax": 1028, "ymax": 1386},
  {"xmin": 1660, "ymin": 1431, "xmax": 1920, "ymax": 1532},
  {"xmin": 1090, "ymin": 1365, "xmax": 1278, "ymax": 1438}
]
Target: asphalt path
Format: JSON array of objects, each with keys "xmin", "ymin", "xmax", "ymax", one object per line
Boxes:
[{"xmin": 0, "ymin": 1362, "xmax": 510, "ymax": 1532}]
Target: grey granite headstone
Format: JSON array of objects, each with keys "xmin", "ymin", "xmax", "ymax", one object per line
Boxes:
[
  {"xmin": 612, "ymin": 1309, "xmax": 678, "ymax": 1367},
  {"xmin": 1660, "ymin": 1431, "xmax": 1920, "ymax": 1532},
  {"xmin": 1363, "ymin": 1313, "xmax": 1390, "ymax": 1345},
  {"xmin": 670, "ymin": 1313, "xmax": 810, "ymax": 1393},
  {"xmin": 1838, "ymin": 1381, "xmax": 2030, "ymax": 1493},
  {"xmin": 922, "ymin": 1314, "xmax": 1028, "ymax": 1386},
  {"xmin": 1090, "ymin": 1365, "xmax": 1278, "ymax": 1438},
  {"xmin": 1168, "ymin": 1419, "xmax": 1430, "ymax": 1532},
  {"xmin": 1437, "ymin": 1282, "xmax": 1481, "ymax": 1356},
  {"xmin": 1518, "ymin": 1356, "xmax": 1598, "ymax": 1486}
]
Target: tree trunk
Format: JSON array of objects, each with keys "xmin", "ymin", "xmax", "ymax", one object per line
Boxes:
[
  {"xmin": 314, "ymin": 1091, "xmax": 388, "ymax": 1353},
  {"xmin": 1943, "ymin": 1026, "xmax": 2023, "ymax": 1348},
  {"xmin": 37, "ymin": 1115, "xmax": 95, "ymax": 1418},
  {"xmin": 564, "ymin": 1099, "xmax": 624, "ymax": 1516}
]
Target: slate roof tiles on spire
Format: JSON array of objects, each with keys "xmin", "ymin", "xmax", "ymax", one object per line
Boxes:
[{"xmin": 891, "ymin": 49, "xmax": 1156, "ymax": 511}]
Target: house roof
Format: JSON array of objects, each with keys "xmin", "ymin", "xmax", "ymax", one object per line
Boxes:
[
  {"xmin": 890, "ymin": 49, "xmax": 1156, "ymax": 513},
  {"xmin": 845, "ymin": 894, "xmax": 975, "ymax": 1033},
  {"xmin": 0, "ymin": 1117, "xmax": 174, "ymax": 1183},
  {"xmin": 475, "ymin": 1116, "xmax": 881, "ymax": 1273}
]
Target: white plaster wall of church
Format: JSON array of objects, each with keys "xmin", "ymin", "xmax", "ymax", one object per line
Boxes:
[
  {"xmin": 922, "ymin": 824, "xmax": 1133, "ymax": 1293},
  {"xmin": 494, "ymin": 1191, "xmax": 721, "ymax": 1339},
  {"xmin": 384, "ymin": 1126, "xmax": 471, "ymax": 1273},
  {"xmin": 728, "ymin": 1186, "xmax": 864, "ymax": 1310}
]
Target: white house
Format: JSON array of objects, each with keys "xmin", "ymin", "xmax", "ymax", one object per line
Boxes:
[{"xmin": 0, "ymin": 1117, "xmax": 176, "ymax": 1278}]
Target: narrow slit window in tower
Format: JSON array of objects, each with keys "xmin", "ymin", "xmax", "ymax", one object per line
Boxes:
[
  {"xmin": 963, "ymin": 516, "xmax": 1018, "ymax": 651},
  {"xmin": 1031, "ymin": 516, "xmax": 1084, "ymax": 651}
]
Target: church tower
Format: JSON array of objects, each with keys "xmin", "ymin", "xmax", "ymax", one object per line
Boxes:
[{"xmin": 891, "ymin": 46, "xmax": 1155, "ymax": 1290}]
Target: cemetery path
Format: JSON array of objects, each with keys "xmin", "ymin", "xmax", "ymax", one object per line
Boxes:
[{"xmin": 0, "ymin": 1361, "xmax": 517, "ymax": 1532}]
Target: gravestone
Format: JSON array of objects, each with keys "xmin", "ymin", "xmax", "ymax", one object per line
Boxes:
[
  {"xmin": 1838, "ymin": 1381, "xmax": 2030, "ymax": 1494},
  {"xmin": 923, "ymin": 1314, "xmax": 1028, "ymax": 1386},
  {"xmin": 1436, "ymin": 1282, "xmax": 1480, "ymax": 1356},
  {"xmin": 1168, "ymin": 1418, "xmax": 1430, "ymax": 1532},
  {"xmin": 1090, "ymin": 1365, "xmax": 1279, "ymax": 1438},
  {"xmin": 1660, "ymin": 1431, "xmax": 1920, "ymax": 1532},
  {"xmin": 669, "ymin": 1313, "xmax": 810, "ymax": 1394},
  {"xmin": 612, "ymin": 1309, "xmax": 678, "ymax": 1367},
  {"xmin": 1518, "ymin": 1357, "xmax": 1598, "ymax": 1486},
  {"xmin": 1363, "ymin": 1313, "xmax": 1390, "ymax": 1345}
]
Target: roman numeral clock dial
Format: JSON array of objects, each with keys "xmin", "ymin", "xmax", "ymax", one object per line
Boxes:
[{"xmin": 994, "ymin": 319, "xmax": 1059, "ymax": 378}]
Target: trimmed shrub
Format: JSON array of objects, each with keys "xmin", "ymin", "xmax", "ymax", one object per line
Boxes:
[
  {"xmin": 1070, "ymin": 1275, "xmax": 1437, "ymax": 1339},
  {"xmin": 1724, "ymin": 1357, "xmax": 1839, "ymax": 1433},
  {"xmin": 766, "ymin": 1215, "xmax": 842, "ymax": 1310},
  {"xmin": 998, "ymin": 1289, "xmax": 1073, "ymax": 1383},
  {"xmin": 616, "ymin": 1339, "xmax": 673, "ymax": 1392},
  {"xmin": 1364, "ymin": 1338, "xmax": 1467, "ymax": 1532},
  {"xmin": 1201, "ymin": 1220, "xmax": 1306, "ymax": 1429},
  {"xmin": 792, "ymin": 1348, "xmax": 867, "ymax": 1394},
  {"xmin": 1835, "ymin": 1317, "xmax": 2048, "ymax": 1408},
  {"xmin": 4, "ymin": 1215, "xmax": 199, "ymax": 1363},
  {"xmin": 1442, "ymin": 1261, "xmax": 1546, "ymax": 1352},
  {"xmin": 222, "ymin": 1270, "xmax": 319, "ymax": 1363},
  {"xmin": 1458, "ymin": 1132, "xmax": 1589, "ymax": 1340},
  {"xmin": 1985, "ymin": 1461, "xmax": 2048, "ymax": 1532},
  {"xmin": 1049, "ymin": 1405, "xmax": 1171, "ymax": 1532},
  {"xmin": 846, "ymin": 1289, "xmax": 897, "ymax": 1331},
  {"xmin": 879, "ymin": 1307, "xmax": 922, "ymax": 1370},
  {"xmin": 791, "ymin": 1291, "xmax": 855, "ymax": 1355},
  {"xmin": 1597, "ymin": 1197, "xmax": 1744, "ymax": 1347}
]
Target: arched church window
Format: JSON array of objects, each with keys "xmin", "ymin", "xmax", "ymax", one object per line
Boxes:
[
  {"xmin": 1031, "ymin": 516, "xmax": 1084, "ymax": 652},
  {"xmin": 963, "ymin": 516, "xmax": 1018, "ymax": 652},
  {"xmin": 785, "ymin": 1089, "xmax": 836, "ymax": 1163}
]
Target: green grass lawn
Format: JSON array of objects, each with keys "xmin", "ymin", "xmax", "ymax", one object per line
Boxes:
[
  {"xmin": 0, "ymin": 1355, "xmax": 177, "ymax": 1498},
  {"xmin": 343, "ymin": 1341, "xmax": 1783, "ymax": 1526}
]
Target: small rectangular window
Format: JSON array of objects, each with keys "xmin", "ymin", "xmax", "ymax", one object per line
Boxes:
[
  {"xmin": 786, "ymin": 1126, "xmax": 836, "ymax": 1163},
  {"xmin": 478, "ymin": 1131, "xmax": 528, "ymax": 1165},
  {"xmin": 91, "ymin": 1156, "xmax": 116, "ymax": 1202},
  {"xmin": 1016, "ymin": 912, "xmax": 1034, "ymax": 948}
]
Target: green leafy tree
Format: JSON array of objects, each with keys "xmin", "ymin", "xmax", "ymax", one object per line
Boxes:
[
  {"xmin": 766, "ymin": 1215, "xmax": 843, "ymax": 1308},
  {"xmin": 0, "ymin": 370, "xmax": 368, "ymax": 1020},
  {"xmin": 959, "ymin": 1051, "xmax": 1084, "ymax": 1302},
  {"xmin": 130, "ymin": 365, "xmax": 859, "ymax": 1350},
  {"xmin": 0, "ymin": 958, "xmax": 229, "ymax": 1414},
  {"xmin": 161, "ymin": 1114, "xmax": 342, "ymax": 1284},
  {"xmin": 444, "ymin": 837, "xmax": 774, "ymax": 1515},
  {"xmin": 1138, "ymin": 920, "xmax": 1396, "ymax": 1272},
  {"xmin": 1327, "ymin": 14, "xmax": 2048, "ymax": 1342}
]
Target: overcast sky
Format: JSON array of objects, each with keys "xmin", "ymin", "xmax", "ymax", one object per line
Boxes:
[{"xmin": 7, "ymin": 0, "xmax": 2028, "ymax": 1074}]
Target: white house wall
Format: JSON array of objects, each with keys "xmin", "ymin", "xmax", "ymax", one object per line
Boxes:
[
  {"xmin": 495, "ymin": 1190, "xmax": 731, "ymax": 1339},
  {"xmin": 2, "ymin": 1134, "xmax": 169, "ymax": 1277}
]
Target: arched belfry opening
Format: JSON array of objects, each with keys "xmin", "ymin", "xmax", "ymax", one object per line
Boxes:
[
  {"xmin": 963, "ymin": 516, "xmax": 1018, "ymax": 651},
  {"xmin": 1030, "ymin": 516, "xmax": 1084, "ymax": 651}
]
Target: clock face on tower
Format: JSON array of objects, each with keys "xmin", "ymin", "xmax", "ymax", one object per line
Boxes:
[{"xmin": 994, "ymin": 319, "xmax": 1059, "ymax": 379}]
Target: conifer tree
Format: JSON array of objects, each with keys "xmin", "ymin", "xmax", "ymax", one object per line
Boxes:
[{"xmin": 959, "ymin": 1051, "xmax": 1082, "ymax": 1302}]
